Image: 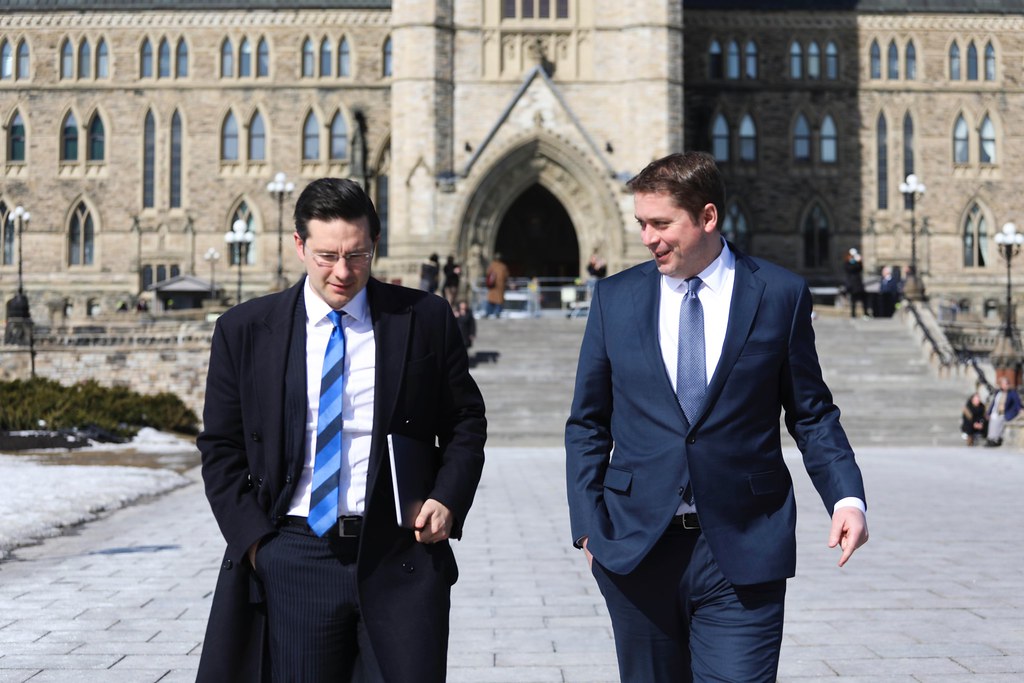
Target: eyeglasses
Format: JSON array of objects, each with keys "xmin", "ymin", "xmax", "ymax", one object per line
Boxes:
[{"xmin": 306, "ymin": 246, "xmax": 374, "ymax": 268}]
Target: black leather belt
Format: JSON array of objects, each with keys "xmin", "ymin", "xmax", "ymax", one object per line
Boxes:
[
  {"xmin": 670, "ymin": 512, "xmax": 701, "ymax": 530},
  {"xmin": 281, "ymin": 515, "xmax": 363, "ymax": 537}
]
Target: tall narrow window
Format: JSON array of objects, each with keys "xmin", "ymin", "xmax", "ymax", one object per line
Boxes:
[
  {"xmin": 158, "ymin": 38, "xmax": 171, "ymax": 78},
  {"xmin": 793, "ymin": 114, "xmax": 810, "ymax": 162},
  {"xmin": 170, "ymin": 111, "xmax": 182, "ymax": 208},
  {"xmin": 17, "ymin": 40, "xmax": 29, "ymax": 80},
  {"xmin": 963, "ymin": 204, "xmax": 987, "ymax": 268},
  {"xmin": 330, "ymin": 112, "xmax": 348, "ymax": 161},
  {"xmin": 502, "ymin": 0, "xmax": 515, "ymax": 18},
  {"xmin": 877, "ymin": 113, "xmax": 887, "ymax": 209},
  {"xmin": 96, "ymin": 38, "xmax": 108, "ymax": 78},
  {"xmin": 62, "ymin": 112, "xmax": 78, "ymax": 161},
  {"xmin": 87, "ymin": 114, "xmax": 104, "ymax": 161},
  {"xmin": 221, "ymin": 38, "xmax": 234, "ymax": 77},
  {"xmin": 1, "ymin": 202, "xmax": 11, "ymax": 265},
  {"xmin": 950, "ymin": 41, "xmax": 960, "ymax": 80},
  {"xmin": 887, "ymin": 40, "xmax": 898, "ymax": 79},
  {"xmin": 176, "ymin": 38, "xmax": 188, "ymax": 77},
  {"xmin": 725, "ymin": 40, "xmax": 740, "ymax": 80},
  {"xmin": 869, "ymin": 40, "xmax": 880, "ymax": 79},
  {"xmin": 985, "ymin": 42, "xmax": 995, "ymax": 81},
  {"xmin": 905, "ymin": 41, "xmax": 916, "ymax": 80},
  {"xmin": 903, "ymin": 113, "xmax": 914, "ymax": 210},
  {"xmin": 803, "ymin": 204, "xmax": 830, "ymax": 268},
  {"xmin": 711, "ymin": 115, "xmax": 729, "ymax": 162},
  {"xmin": 230, "ymin": 202, "xmax": 256, "ymax": 265},
  {"xmin": 556, "ymin": 0, "xmax": 568, "ymax": 18},
  {"xmin": 140, "ymin": 38, "xmax": 153, "ymax": 78},
  {"xmin": 78, "ymin": 39, "xmax": 90, "ymax": 78},
  {"xmin": 1, "ymin": 40, "xmax": 11, "ymax": 80},
  {"xmin": 222, "ymin": 112, "xmax": 239, "ymax": 161},
  {"xmin": 789, "ymin": 41, "xmax": 802, "ymax": 79},
  {"xmin": 744, "ymin": 40, "xmax": 757, "ymax": 79},
  {"xmin": 68, "ymin": 202, "xmax": 94, "ymax": 266},
  {"xmin": 61, "ymin": 39, "xmax": 74, "ymax": 79},
  {"xmin": 820, "ymin": 115, "xmax": 837, "ymax": 164},
  {"xmin": 522, "ymin": 0, "xmax": 534, "ymax": 18},
  {"xmin": 239, "ymin": 38, "xmax": 252, "ymax": 77},
  {"xmin": 953, "ymin": 115, "xmax": 969, "ymax": 164},
  {"xmin": 967, "ymin": 41, "xmax": 978, "ymax": 81},
  {"xmin": 825, "ymin": 41, "xmax": 838, "ymax": 80},
  {"xmin": 143, "ymin": 111, "xmax": 155, "ymax": 208},
  {"xmin": 723, "ymin": 202, "xmax": 750, "ymax": 252},
  {"xmin": 979, "ymin": 115, "xmax": 995, "ymax": 165},
  {"xmin": 257, "ymin": 38, "xmax": 269, "ymax": 77},
  {"xmin": 302, "ymin": 38, "xmax": 315, "ymax": 77},
  {"xmin": 320, "ymin": 38, "xmax": 332, "ymax": 77},
  {"xmin": 383, "ymin": 37, "xmax": 393, "ymax": 77},
  {"xmin": 303, "ymin": 112, "xmax": 320, "ymax": 160},
  {"xmin": 9, "ymin": 112, "xmax": 25, "ymax": 162},
  {"xmin": 738, "ymin": 115, "xmax": 756, "ymax": 162},
  {"xmin": 249, "ymin": 111, "xmax": 266, "ymax": 161},
  {"xmin": 707, "ymin": 40, "xmax": 723, "ymax": 79},
  {"xmin": 807, "ymin": 41, "xmax": 820, "ymax": 79},
  {"xmin": 339, "ymin": 37, "xmax": 351, "ymax": 77}
]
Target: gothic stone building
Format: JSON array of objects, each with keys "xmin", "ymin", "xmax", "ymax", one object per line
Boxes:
[{"xmin": 2, "ymin": 0, "xmax": 1024, "ymax": 321}]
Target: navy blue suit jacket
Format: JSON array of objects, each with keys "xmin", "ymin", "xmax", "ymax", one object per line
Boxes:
[{"xmin": 566, "ymin": 249, "xmax": 865, "ymax": 584}]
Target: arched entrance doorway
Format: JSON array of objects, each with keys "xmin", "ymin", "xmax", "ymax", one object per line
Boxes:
[{"xmin": 495, "ymin": 184, "xmax": 578, "ymax": 278}]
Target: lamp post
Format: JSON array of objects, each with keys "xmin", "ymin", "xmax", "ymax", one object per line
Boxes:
[
  {"xmin": 10, "ymin": 205, "xmax": 30, "ymax": 297},
  {"xmin": 266, "ymin": 171, "xmax": 294, "ymax": 291},
  {"xmin": 203, "ymin": 247, "xmax": 221, "ymax": 300},
  {"xmin": 898, "ymin": 173, "xmax": 927, "ymax": 300},
  {"xmin": 991, "ymin": 222, "xmax": 1024, "ymax": 386},
  {"xmin": 4, "ymin": 206, "xmax": 34, "ymax": 369},
  {"xmin": 224, "ymin": 219, "xmax": 254, "ymax": 305}
]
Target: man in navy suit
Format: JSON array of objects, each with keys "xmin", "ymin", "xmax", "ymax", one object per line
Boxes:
[
  {"xmin": 197, "ymin": 178, "xmax": 486, "ymax": 681},
  {"xmin": 566, "ymin": 152, "xmax": 868, "ymax": 682}
]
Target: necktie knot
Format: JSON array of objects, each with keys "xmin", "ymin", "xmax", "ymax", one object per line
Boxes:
[
  {"xmin": 327, "ymin": 309, "xmax": 343, "ymax": 328},
  {"xmin": 685, "ymin": 277, "xmax": 702, "ymax": 298}
]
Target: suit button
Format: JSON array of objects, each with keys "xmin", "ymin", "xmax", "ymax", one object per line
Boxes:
[
  {"xmin": 401, "ymin": 562, "xmax": 415, "ymax": 573},
  {"xmin": 678, "ymin": 487, "xmax": 685, "ymax": 497},
  {"xmin": 257, "ymin": 477, "xmax": 264, "ymax": 487},
  {"xmin": 251, "ymin": 432, "xmax": 261, "ymax": 442},
  {"xmin": 285, "ymin": 474, "xmax": 292, "ymax": 484},
  {"xmin": 222, "ymin": 559, "xmax": 234, "ymax": 570},
  {"xmin": 687, "ymin": 437, "xmax": 696, "ymax": 444}
]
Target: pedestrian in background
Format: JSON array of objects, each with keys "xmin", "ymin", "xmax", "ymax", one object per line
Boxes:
[
  {"xmin": 443, "ymin": 254, "xmax": 461, "ymax": 306},
  {"xmin": 419, "ymin": 252, "xmax": 440, "ymax": 294},
  {"xmin": 844, "ymin": 248, "xmax": 868, "ymax": 319},
  {"xmin": 484, "ymin": 253, "xmax": 510, "ymax": 318},
  {"xmin": 961, "ymin": 392, "xmax": 987, "ymax": 446},
  {"xmin": 985, "ymin": 376, "xmax": 1021, "ymax": 447}
]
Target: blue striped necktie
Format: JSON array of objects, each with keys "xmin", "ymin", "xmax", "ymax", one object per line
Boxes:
[
  {"xmin": 677, "ymin": 277, "xmax": 706, "ymax": 425},
  {"xmin": 308, "ymin": 310, "xmax": 345, "ymax": 536}
]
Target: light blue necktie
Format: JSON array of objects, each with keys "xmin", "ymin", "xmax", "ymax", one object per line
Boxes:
[
  {"xmin": 308, "ymin": 310, "xmax": 345, "ymax": 536},
  {"xmin": 677, "ymin": 277, "xmax": 706, "ymax": 426}
]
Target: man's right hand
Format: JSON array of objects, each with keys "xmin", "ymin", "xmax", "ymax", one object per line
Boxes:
[{"xmin": 581, "ymin": 536, "xmax": 594, "ymax": 569}]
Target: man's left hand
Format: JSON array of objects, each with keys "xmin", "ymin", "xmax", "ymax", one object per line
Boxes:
[
  {"xmin": 414, "ymin": 498, "xmax": 453, "ymax": 544},
  {"xmin": 828, "ymin": 507, "xmax": 869, "ymax": 567}
]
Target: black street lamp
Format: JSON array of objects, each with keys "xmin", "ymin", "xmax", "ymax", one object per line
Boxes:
[
  {"xmin": 203, "ymin": 247, "xmax": 221, "ymax": 300},
  {"xmin": 4, "ymin": 205, "xmax": 34, "ymax": 371},
  {"xmin": 10, "ymin": 205, "xmax": 30, "ymax": 297},
  {"xmin": 898, "ymin": 173, "xmax": 927, "ymax": 300},
  {"xmin": 224, "ymin": 219, "xmax": 254, "ymax": 305},
  {"xmin": 994, "ymin": 222, "xmax": 1023, "ymax": 341},
  {"xmin": 266, "ymin": 171, "xmax": 294, "ymax": 291}
]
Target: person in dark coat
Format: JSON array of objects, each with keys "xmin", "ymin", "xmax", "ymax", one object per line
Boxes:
[
  {"xmin": 961, "ymin": 392, "xmax": 987, "ymax": 446},
  {"xmin": 443, "ymin": 255, "xmax": 461, "ymax": 305},
  {"xmin": 844, "ymin": 248, "xmax": 868, "ymax": 318}
]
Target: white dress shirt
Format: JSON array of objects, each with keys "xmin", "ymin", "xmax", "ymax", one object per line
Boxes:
[{"xmin": 287, "ymin": 278, "xmax": 375, "ymax": 517}]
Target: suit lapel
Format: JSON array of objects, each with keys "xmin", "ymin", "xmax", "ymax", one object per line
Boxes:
[
  {"xmin": 633, "ymin": 262, "xmax": 686, "ymax": 422},
  {"xmin": 251, "ymin": 284, "xmax": 303, "ymax": 445}
]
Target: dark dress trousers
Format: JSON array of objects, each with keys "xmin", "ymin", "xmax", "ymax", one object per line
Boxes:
[{"xmin": 196, "ymin": 277, "xmax": 486, "ymax": 682}]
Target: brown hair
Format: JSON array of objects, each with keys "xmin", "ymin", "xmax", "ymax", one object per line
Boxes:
[{"xmin": 626, "ymin": 151, "xmax": 726, "ymax": 224}]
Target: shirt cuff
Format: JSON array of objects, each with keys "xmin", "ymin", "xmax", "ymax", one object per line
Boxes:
[{"xmin": 833, "ymin": 497, "xmax": 866, "ymax": 515}]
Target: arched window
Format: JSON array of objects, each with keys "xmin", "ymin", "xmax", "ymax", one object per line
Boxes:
[
  {"xmin": 143, "ymin": 110, "xmax": 155, "ymax": 208},
  {"xmin": 825, "ymin": 41, "xmax": 838, "ymax": 80},
  {"xmin": 887, "ymin": 40, "xmax": 898, "ymax": 79},
  {"xmin": 302, "ymin": 38, "xmax": 315, "ymax": 77},
  {"xmin": 711, "ymin": 114, "xmax": 729, "ymax": 162},
  {"xmin": 876, "ymin": 113, "xmax": 887, "ymax": 209},
  {"xmin": 339, "ymin": 37, "xmax": 351, "ymax": 77},
  {"xmin": 1, "ymin": 201, "xmax": 11, "ymax": 265},
  {"xmin": 738, "ymin": 114, "xmax": 756, "ymax": 162},
  {"xmin": 905, "ymin": 41, "xmax": 916, "ymax": 80},
  {"xmin": 985, "ymin": 42, "xmax": 995, "ymax": 81},
  {"xmin": 820, "ymin": 115, "xmax": 837, "ymax": 164},
  {"xmin": 170, "ymin": 110, "xmax": 182, "ymax": 208},
  {"xmin": 239, "ymin": 38, "xmax": 252, "ymax": 77},
  {"xmin": 807, "ymin": 41, "xmax": 820, "ymax": 79},
  {"xmin": 903, "ymin": 113, "xmax": 914, "ymax": 209},
  {"xmin": 87, "ymin": 113, "xmax": 104, "ymax": 161},
  {"xmin": 68, "ymin": 202, "xmax": 94, "ymax": 266},
  {"xmin": 789, "ymin": 41, "xmax": 802, "ymax": 79},
  {"xmin": 953, "ymin": 115, "xmax": 969, "ymax": 164},
  {"xmin": 802, "ymin": 204, "xmax": 830, "ymax": 268},
  {"xmin": 140, "ymin": 38, "xmax": 153, "ymax": 78},
  {"xmin": 62, "ymin": 112, "xmax": 78, "ymax": 161},
  {"xmin": 963, "ymin": 204, "xmax": 987, "ymax": 268},
  {"xmin": 17, "ymin": 40, "xmax": 29, "ymax": 80},
  {"xmin": 221, "ymin": 38, "xmax": 234, "ymax": 78},
  {"xmin": 330, "ymin": 112, "xmax": 348, "ymax": 161},
  {"xmin": 320, "ymin": 38, "xmax": 332, "ymax": 77},
  {"xmin": 949, "ymin": 41, "xmax": 960, "ymax": 80},
  {"xmin": 78, "ymin": 39, "xmax": 90, "ymax": 79},
  {"xmin": 722, "ymin": 202, "xmax": 750, "ymax": 252},
  {"xmin": 744, "ymin": 40, "xmax": 757, "ymax": 79},
  {"xmin": 793, "ymin": 114, "xmax": 810, "ymax": 161},
  {"xmin": 869, "ymin": 40, "xmax": 880, "ymax": 79},
  {"xmin": 303, "ymin": 112, "xmax": 320, "ymax": 160},
  {"xmin": 61, "ymin": 39, "xmax": 74, "ymax": 79},
  {"xmin": 257, "ymin": 38, "xmax": 269, "ymax": 77},
  {"xmin": 979, "ymin": 115, "xmax": 995, "ymax": 165},
  {"xmin": 222, "ymin": 112, "xmax": 239, "ymax": 161},
  {"xmin": 96, "ymin": 39, "xmax": 108, "ymax": 78},
  {"xmin": 249, "ymin": 111, "xmax": 266, "ymax": 161},
  {"xmin": 383, "ymin": 37, "xmax": 393, "ymax": 77},
  {"xmin": 8, "ymin": 112, "xmax": 25, "ymax": 162},
  {"xmin": 230, "ymin": 202, "xmax": 256, "ymax": 265},
  {"xmin": 158, "ymin": 38, "xmax": 171, "ymax": 78},
  {"xmin": 707, "ymin": 40, "xmax": 722, "ymax": 79},
  {"xmin": 176, "ymin": 38, "xmax": 188, "ymax": 77},
  {"xmin": 1, "ymin": 40, "xmax": 11, "ymax": 80},
  {"xmin": 966, "ymin": 41, "xmax": 978, "ymax": 81},
  {"xmin": 725, "ymin": 40, "xmax": 740, "ymax": 80}
]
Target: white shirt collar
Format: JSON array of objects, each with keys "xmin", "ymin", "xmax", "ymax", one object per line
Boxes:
[
  {"xmin": 663, "ymin": 238, "xmax": 735, "ymax": 294},
  {"xmin": 303, "ymin": 276, "xmax": 370, "ymax": 325}
]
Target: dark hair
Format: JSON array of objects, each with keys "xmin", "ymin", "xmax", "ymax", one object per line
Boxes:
[
  {"xmin": 626, "ymin": 152, "xmax": 726, "ymax": 224},
  {"xmin": 293, "ymin": 177, "xmax": 381, "ymax": 243}
]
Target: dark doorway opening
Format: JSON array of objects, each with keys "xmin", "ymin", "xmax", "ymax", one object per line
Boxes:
[{"xmin": 495, "ymin": 184, "xmax": 579, "ymax": 278}]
